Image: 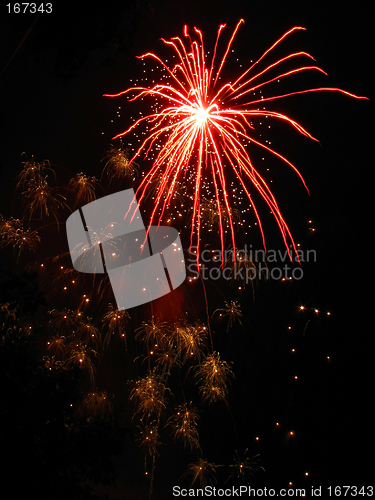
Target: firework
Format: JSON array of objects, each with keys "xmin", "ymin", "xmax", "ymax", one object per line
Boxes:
[
  {"xmin": 152, "ymin": 340, "xmax": 181, "ymax": 375},
  {"xmin": 213, "ymin": 299, "xmax": 242, "ymax": 332},
  {"xmin": 136, "ymin": 419, "xmax": 161, "ymax": 457},
  {"xmin": 200, "ymin": 198, "xmax": 241, "ymax": 234},
  {"xmin": 180, "ymin": 457, "xmax": 218, "ymax": 487},
  {"xmin": 16, "ymin": 153, "xmax": 54, "ymax": 189},
  {"xmin": 81, "ymin": 390, "xmax": 113, "ymax": 418},
  {"xmin": 178, "ymin": 323, "xmax": 207, "ymax": 363},
  {"xmin": 195, "ymin": 351, "xmax": 234, "ymax": 404},
  {"xmin": 0, "ymin": 302, "xmax": 18, "ymax": 324},
  {"xmin": 135, "ymin": 316, "xmax": 169, "ymax": 347},
  {"xmin": 65, "ymin": 341, "xmax": 98, "ymax": 385},
  {"xmin": 145, "ymin": 171, "xmax": 188, "ymax": 210},
  {"xmin": 105, "ymin": 20, "xmax": 366, "ymax": 261},
  {"xmin": 101, "ymin": 303, "xmax": 130, "ymax": 348},
  {"xmin": 47, "ymin": 334, "xmax": 67, "ymax": 355},
  {"xmin": 223, "ymin": 247, "xmax": 266, "ymax": 298},
  {"xmin": 130, "ymin": 371, "xmax": 168, "ymax": 420},
  {"xmin": 102, "ymin": 140, "xmax": 139, "ymax": 184},
  {"xmin": 167, "ymin": 402, "xmax": 200, "ymax": 451},
  {"xmin": 75, "ymin": 317, "xmax": 101, "ymax": 348},
  {"xmin": 226, "ymin": 450, "xmax": 265, "ymax": 484},
  {"xmin": 48, "ymin": 308, "xmax": 84, "ymax": 335},
  {"xmin": 69, "ymin": 172, "xmax": 98, "ymax": 206},
  {"xmin": 22, "ymin": 177, "xmax": 67, "ymax": 225},
  {"xmin": 0, "ymin": 216, "xmax": 40, "ymax": 262},
  {"xmin": 48, "ymin": 308, "xmax": 101, "ymax": 347}
]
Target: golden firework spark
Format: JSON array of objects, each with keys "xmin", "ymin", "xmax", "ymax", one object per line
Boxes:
[
  {"xmin": 81, "ymin": 390, "xmax": 113, "ymax": 418},
  {"xmin": 213, "ymin": 299, "xmax": 242, "ymax": 332},
  {"xmin": 101, "ymin": 303, "xmax": 130, "ymax": 348},
  {"xmin": 102, "ymin": 140, "xmax": 139, "ymax": 184},
  {"xmin": 180, "ymin": 457, "xmax": 218, "ymax": 487},
  {"xmin": 16, "ymin": 153, "xmax": 54, "ymax": 189},
  {"xmin": 69, "ymin": 172, "xmax": 98, "ymax": 206},
  {"xmin": 226, "ymin": 450, "xmax": 265, "ymax": 484},
  {"xmin": 22, "ymin": 177, "xmax": 67, "ymax": 225},
  {"xmin": 130, "ymin": 371, "xmax": 167, "ymax": 420},
  {"xmin": 195, "ymin": 352, "xmax": 234, "ymax": 403},
  {"xmin": 135, "ymin": 316, "xmax": 169, "ymax": 348},
  {"xmin": 0, "ymin": 216, "xmax": 40, "ymax": 262},
  {"xmin": 167, "ymin": 402, "xmax": 200, "ymax": 451}
]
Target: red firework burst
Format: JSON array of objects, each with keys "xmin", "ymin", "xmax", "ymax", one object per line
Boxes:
[{"xmin": 104, "ymin": 20, "xmax": 366, "ymax": 261}]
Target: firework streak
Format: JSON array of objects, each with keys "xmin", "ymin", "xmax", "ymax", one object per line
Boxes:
[{"xmin": 104, "ymin": 20, "xmax": 366, "ymax": 262}]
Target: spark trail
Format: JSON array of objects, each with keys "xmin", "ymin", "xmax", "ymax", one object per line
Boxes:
[{"xmin": 105, "ymin": 20, "xmax": 366, "ymax": 262}]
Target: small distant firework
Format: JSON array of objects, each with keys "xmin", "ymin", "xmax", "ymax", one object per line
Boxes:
[
  {"xmin": 180, "ymin": 457, "xmax": 218, "ymax": 487},
  {"xmin": 81, "ymin": 390, "xmax": 113, "ymax": 418},
  {"xmin": 195, "ymin": 351, "xmax": 234, "ymax": 403},
  {"xmin": 102, "ymin": 140, "xmax": 139, "ymax": 184},
  {"xmin": 213, "ymin": 299, "xmax": 242, "ymax": 332},
  {"xmin": 48, "ymin": 308, "xmax": 84, "ymax": 335},
  {"xmin": 65, "ymin": 341, "xmax": 98, "ymax": 385},
  {"xmin": 101, "ymin": 303, "xmax": 130, "ymax": 348},
  {"xmin": 226, "ymin": 450, "xmax": 265, "ymax": 484},
  {"xmin": 69, "ymin": 172, "xmax": 98, "ymax": 206},
  {"xmin": 135, "ymin": 316, "xmax": 169, "ymax": 347},
  {"xmin": 47, "ymin": 334, "xmax": 67, "ymax": 355},
  {"xmin": 130, "ymin": 371, "xmax": 167, "ymax": 420},
  {"xmin": 22, "ymin": 177, "xmax": 67, "ymax": 225},
  {"xmin": 200, "ymin": 198, "xmax": 241, "ymax": 233},
  {"xmin": 16, "ymin": 153, "xmax": 54, "ymax": 189},
  {"xmin": 168, "ymin": 321, "xmax": 207, "ymax": 363},
  {"xmin": 136, "ymin": 419, "xmax": 161, "ymax": 458},
  {"xmin": 0, "ymin": 216, "xmax": 40, "ymax": 262},
  {"xmin": 167, "ymin": 402, "xmax": 200, "ymax": 451}
]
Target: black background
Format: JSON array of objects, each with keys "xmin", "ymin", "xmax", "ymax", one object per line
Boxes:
[{"xmin": 0, "ymin": 1, "xmax": 373, "ymax": 498}]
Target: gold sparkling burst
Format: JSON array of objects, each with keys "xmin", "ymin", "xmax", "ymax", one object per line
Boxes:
[
  {"xmin": 48, "ymin": 308, "xmax": 84, "ymax": 334},
  {"xmin": 75, "ymin": 317, "xmax": 101, "ymax": 348},
  {"xmin": 0, "ymin": 216, "xmax": 40, "ymax": 262},
  {"xmin": 130, "ymin": 371, "xmax": 167, "ymax": 420},
  {"xmin": 195, "ymin": 352, "xmax": 234, "ymax": 404},
  {"xmin": 135, "ymin": 315, "xmax": 169, "ymax": 347},
  {"xmin": 69, "ymin": 172, "xmax": 98, "ymax": 206},
  {"xmin": 65, "ymin": 341, "xmax": 98, "ymax": 385},
  {"xmin": 22, "ymin": 177, "xmax": 67, "ymax": 225},
  {"xmin": 167, "ymin": 403, "xmax": 200, "ymax": 451},
  {"xmin": 180, "ymin": 457, "xmax": 218, "ymax": 488},
  {"xmin": 81, "ymin": 390, "xmax": 113, "ymax": 419},
  {"xmin": 16, "ymin": 153, "xmax": 54, "ymax": 189},
  {"xmin": 200, "ymin": 197, "xmax": 241, "ymax": 233},
  {"xmin": 136, "ymin": 419, "xmax": 161, "ymax": 458},
  {"xmin": 168, "ymin": 321, "xmax": 207, "ymax": 363},
  {"xmin": 102, "ymin": 140, "xmax": 139, "ymax": 184},
  {"xmin": 226, "ymin": 450, "xmax": 265, "ymax": 484},
  {"xmin": 223, "ymin": 247, "xmax": 266, "ymax": 299},
  {"xmin": 213, "ymin": 299, "xmax": 242, "ymax": 332},
  {"xmin": 47, "ymin": 335, "xmax": 67, "ymax": 355},
  {"xmin": 101, "ymin": 303, "xmax": 131, "ymax": 348},
  {"xmin": 145, "ymin": 170, "xmax": 188, "ymax": 209},
  {"xmin": 152, "ymin": 341, "xmax": 181, "ymax": 375}
]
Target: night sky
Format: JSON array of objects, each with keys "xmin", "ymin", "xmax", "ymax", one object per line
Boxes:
[{"xmin": 0, "ymin": 1, "xmax": 373, "ymax": 499}]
